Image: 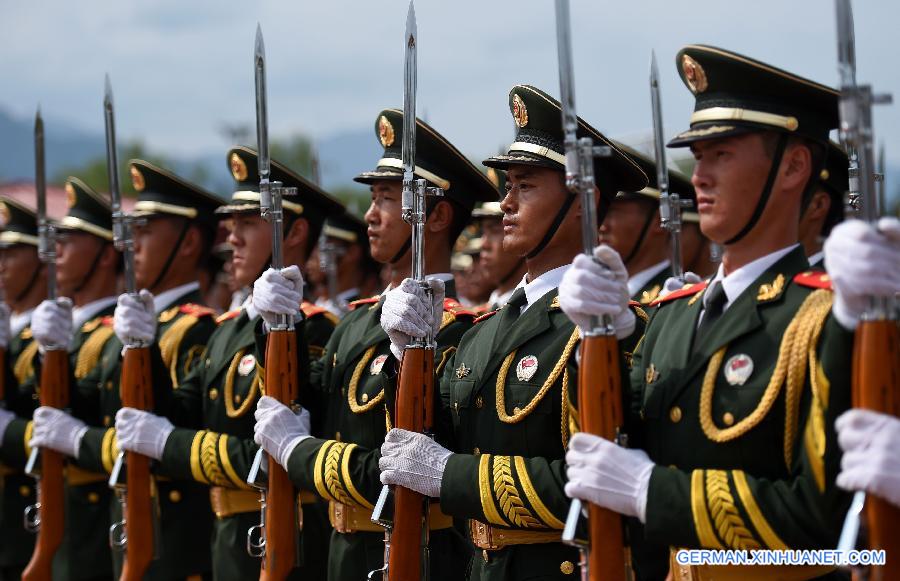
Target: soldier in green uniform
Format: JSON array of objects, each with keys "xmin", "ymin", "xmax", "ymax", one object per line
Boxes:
[
  {"xmin": 561, "ymin": 45, "xmax": 868, "ymax": 580},
  {"xmin": 252, "ymin": 109, "xmax": 498, "ymax": 581},
  {"xmin": 598, "ymin": 144, "xmax": 697, "ymax": 307},
  {"xmin": 799, "ymin": 143, "xmax": 848, "ymax": 270},
  {"xmin": 24, "ymin": 178, "xmax": 120, "ymax": 580},
  {"xmin": 472, "ymin": 201, "xmax": 526, "ymax": 311},
  {"xmin": 0, "ymin": 197, "xmax": 46, "ymax": 581},
  {"xmin": 371, "ymin": 85, "xmax": 648, "ymax": 580},
  {"xmin": 113, "ymin": 146, "xmax": 345, "ymax": 581},
  {"xmin": 31, "ymin": 160, "xmax": 222, "ymax": 580}
]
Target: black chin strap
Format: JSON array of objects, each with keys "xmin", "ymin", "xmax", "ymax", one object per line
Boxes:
[
  {"xmin": 526, "ymin": 194, "xmax": 577, "ymax": 260},
  {"xmin": 389, "ymin": 205, "xmax": 437, "ymax": 266},
  {"xmin": 725, "ymin": 134, "xmax": 788, "ymax": 246},
  {"xmin": 15, "ymin": 262, "xmax": 42, "ymax": 303},
  {"xmin": 72, "ymin": 243, "xmax": 107, "ymax": 294},
  {"xmin": 622, "ymin": 205, "xmax": 657, "ymax": 266},
  {"xmin": 149, "ymin": 219, "xmax": 191, "ymax": 293},
  {"xmin": 498, "ymin": 258, "xmax": 526, "ymax": 287}
]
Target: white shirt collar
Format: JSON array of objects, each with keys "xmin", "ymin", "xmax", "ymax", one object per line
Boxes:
[
  {"xmin": 488, "ymin": 287, "xmax": 516, "ymax": 309},
  {"xmin": 807, "ymin": 250, "xmax": 824, "ymax": 268},
  {"xmin": 73, "ymin": 296, "xmax": 117, "ymax": 330},
  {"xmin": 337, "ymin": 287, "xmax": 360, "ymax": 303},
  {"xmin": 705, "ymin": 244, "xmax": 799, "ymax": 312},
  {"xmin": 513, "ymin": 263, "xmax": 571, "ymax": 313},
  {"xmin": 627, "ymin": 260, "xmax": 670, "ymax": 297},
  {"xmin": 153, "ymin": 282, "xmax": 200, "ymax": 314},
  {"xmin": 11, "ymin": 309, "xmax": 34, "ymax": 337}
]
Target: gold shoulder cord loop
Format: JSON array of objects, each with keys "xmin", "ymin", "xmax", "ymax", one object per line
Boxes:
[
  {"xmin": 224, "ymin": 348, "xmax": 260, "ymax": 418},
  {"xmin": 347, "ymin": 345, "xmax": 384, "ymax": 414},
  {"xmin": 496, "ymin": 328, "xmax": 580, "ymax": 424},
  {"xmin": 698, "ymin": 290, "xmax": 833, "ymax": 468}
]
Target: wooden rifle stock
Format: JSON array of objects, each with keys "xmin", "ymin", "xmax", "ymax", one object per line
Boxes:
[
  {"xmin": 119, "ymin": 346, "xmax": 155, "ymax": 581},
  {"xmin": 388, "ymin": 345, "xmax": 433, "ymax": 581},
  {"xmin": 851, "ymin": 319, "xmax": 900, "ymax": 581},
  {"xmin": 260, "ymin": 329, "xmax": 299, "ymax": 581},
  {"xmin": 22, "ymin": 349, "xmax": 70, "ymax": 581},
  {"xmin": 578, "ymin": 335, "xmax": 627, "ymax": 581}
]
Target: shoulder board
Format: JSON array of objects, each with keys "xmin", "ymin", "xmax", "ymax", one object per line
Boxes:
[
  {"xmin": 650, "ymin": 281, "xmax": 708, "ymax": 307},
  {"xmin": 473, "ymin": 310, "xmax": 499, "ymax": 324},
  {"xmin": 443, "ymin": 298, "xmax": 477, "ymax": 318},
  {"xmin": 101, "ymin": 315, "xmax": 114, "ymax": 327},
  {"xmin": 81, "ymin": 316, "xmax": 105, "ymax": 333},
  {"xmin": 793, "ymin": 270, "xmax": 832, "ymax": 290},
  {"xmin": 301, "ymin": 301, "xmax": 340, "ymax": 326},
  {"xmin": 628, "ymin": 300, "xmax": 642, "ymax": 308},
  {"xmin": 349, "ymin": 296, "xmax": 380, "ymax": 310},
  {"xmin": 178, "ymin": 303, "xmax": 216, "ymax": 318},
  {"xmin": 216, "ymin": 309, "xmax": 242, "ymax": 323}
]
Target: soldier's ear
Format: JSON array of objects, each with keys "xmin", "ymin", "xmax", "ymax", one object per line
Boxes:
[
  {"xmin": 283, "ymin": 217, "xmax": 309, "ymax": 253},
  {"xmin": 425, "ymin": 199, "xmax": 453, "ymax": 234}
]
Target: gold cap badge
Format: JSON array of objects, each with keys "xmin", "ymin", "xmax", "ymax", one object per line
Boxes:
[
  {"xmin": 130, "ymin": 166, "xmax": 146, "ymax": 192},
  {"xmin": 682, "ymin": 54, "xmax": 708, "ymax": 94},
  {"xmin": 230, "ymin": 152, "xmax": 248, "ymax": 181},
  {"xmin": 378, "ymin": 115, "xmax": 395, "ymax": 148},
  {"xmin": 65, "ymin": 182, "xmax": 77, "ymax": 208},
  {"xmin": 512, "ymin": 93, "xmax": 528, "ymax": 128}
]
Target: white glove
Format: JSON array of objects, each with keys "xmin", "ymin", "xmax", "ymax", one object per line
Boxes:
[
  {"xmin": 115, "ymin": 407, "xmax": 174, "ymax": 461},
  {"xmin": 252, "ymin": 266, "xmax": 304, "ymax": 330},
  {"xmin": 659, "ymin": 271, "xmax": 702, "ymax": 299},
  {"xmin": 559, "ymin": 245, "xmax": 635, "ymax": 340},
  {"xmin": 380, "ymin": 278, "xmax": 445, "ymax": 361},
  {"xmin": 30, "ymin": 406, "xmax": 88, "ymax": 459},
  {"xmin": 835, "ymin": 409, "xmax": 900, "ymax": 508},
  {"xmin": 0, "ymin": 303, "xmax": 10, "ymax": 349},
  {"xmin": 32, "ymin": 298, "xmax": 74, "ymax": 350},
  {"xmin": 564, "ymin": 432, "xmax": 655, "ymax": 523},
  {"xmin": 0, "ymin": 408, "xmax": 14, "ymax": 439},
  {"xmin": 114, "ymin": 290, "xmax": 157, "ymax": 347},
  {"xmin": 825, "ymin": 217, "xmax": 900, "ymax": 330},
  {"xmin": 253, "ymin": 395, "xmax": 311, "ymax": 468},
  {"xmin": 379, "ymin": 429, "xmax": 452, "ymax": 498}
]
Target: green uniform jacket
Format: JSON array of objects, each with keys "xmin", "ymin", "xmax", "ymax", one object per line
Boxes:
[
  {"xmin": 631, "ymin": 265, "xmax": 672, "ymax": 310},
  {"xmin": 158, "ymin": 301, "xmax": 337, "ymax": 581},
  {"xmin": 74, "ymin": 288, "xmax": 217, "ymax": 580},
  {"xmin": 285, "ymin": 282, "xmax": 476, "ymax": 581},
  {"xmin": 628, "ymin": 247, "xmax": 853, "ymax": 580},
  {"xmin": 0, "ymin": 321, "xmax": 40, "ymax": 576}
]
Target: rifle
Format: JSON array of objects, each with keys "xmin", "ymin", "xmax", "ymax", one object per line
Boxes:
[
  {"xmin": 103, "ymin": 76, "xmax": 158, "ymax": 581},
  {"xmin": 22, "ymin": 107, "xmax": 70, "ymax": 581},
  {"xmin": 245, "ymin": 25, "xmax": 301, "ymax": 580},
  {"xmin": 370, "ymin": 4, "xmax": 442, "ymax": 580},
  {"xmin": 554, "ymin": 2, "xmax": 628, "ymax": 580},
  {"xmin": 834, "ymin": 2, "xmax": 899, "ymax": 579},
  {"xmin": 649, "ymin": 52, "xmax": 693, "ymax": 280}
]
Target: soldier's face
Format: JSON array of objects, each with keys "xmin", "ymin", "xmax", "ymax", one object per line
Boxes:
[
  {"xmin": 55, "ymin": 231, "xmax": 105, "ymax": 295},
  {"xmin": 227, "ymin": 213, "xmax": 272, "ymax": 287},
  {"xmin": 132, "ymin": 216, "xmax": 187, "ymax": 289},
  {"xmin": 479, "ymin": 218, "xmax": 520, "ymax": 286},
  {"xmin": 0, "ymin": 245, "xmax": 40, "ymax": 299},
  {"xmin": 500, "ymin": 165, "xmax": 571, "ymax": 256},
  {"xmin": 365, "ymin": 180, "xmax": 409, "ymax": 264},
  {"xmin": 690, "ymin": 134, "xmax": 771, "ymax": 244},
  {"xmin": 598, "ymin": 198, "xmax": 656, "ymax": 259}
]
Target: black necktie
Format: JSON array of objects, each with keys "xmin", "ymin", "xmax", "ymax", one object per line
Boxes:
[
  {"xmin": 499, "ymin": 288, "xmax": 528, "ymax": 327},
  {"xmin": 694, "ymin": 282, "xmax": 727, "ymax": 349}
]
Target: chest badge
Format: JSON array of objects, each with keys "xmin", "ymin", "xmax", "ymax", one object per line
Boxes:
[
  {"xmin": 724, "ymin": 354, "xmax": 754, "ymax": 386},
  {"xmin": 456, "ymin": 363, "xmax": 471, "ymax": 379},
  {"xmin": 238, "ymin": 354, "xmax": 256, "ymax": 377},
  {"xmin": 370, "ymin": 354, "xmax": 389, "ymax": 376},
  {"xmin": 515, "ymin": 355, "xmax": 539, "ymax": 382},
  {"xmin": 645, "ymin": 363, "xmax": 660, "ymax": 385}
]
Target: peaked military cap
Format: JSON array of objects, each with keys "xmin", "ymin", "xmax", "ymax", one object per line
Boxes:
[
  {"xmin": 220, "ymin": 146, "xmax": 345, "ymax": 224},
  {"xmin": 322, "ymin": 211, "xmax": 366, "ymax": 244},
  {"xmin": 354, "ymin": 109, "xmax": 499, "ymax": 209},
  {"xmin": 471, "ymin": 201, "xmax": 503, "ymax": 220},
  {"xmin": 0, "ymin": 196, "xmax": 38, "ymax": 248},
  {"xmin": 59, "ymin": 177, "xmax": 113, "ymax": 240},
  {"xmin": 818, "ymin": 142, "xmax": 849, "ymax": 234},
  {"xmin": 613, "ymin": 143, "xmax": 696, "ymax": 208},
  {"xmin": 668, "ymin": 45, "xmax": 839, "ymax": 147},
  {"xmin": 129, "ymin": 159, "xmax": 222, "ymax": 221},
  {"xmin": 483, "ymin": 85, "xmax": 647, "ymax": 199}
]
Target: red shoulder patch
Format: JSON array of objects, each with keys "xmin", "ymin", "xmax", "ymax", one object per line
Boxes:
[
  {"xmin": 349, "ymin": 296, "xmax": 380, "ymax": 310},
  {"xmin": 628, "ymin": 300, "xmax": 642, "ymax": 308},
  {"xmin": 301, "ymin": 301, "xmax": 328, "ymax": 318},
  {"xmin": 216, "ymin": 309, "xmax": 241, "ymax": 323},
  {"xmin": 101, "ymin": 315, "xmax": 114, "ymax": 327},
  {"xmin": 793, "ymin": 271, "xmax": 833, "ymax": 290},
  {"xmin": 443, "ymin": 297, "xmax": 477, "ymax": 318},
  {"xmin": 473, "ymin": 310, "xmax": 499, "ymax": 324},
  {"xmin": 649, "ymin": 281, "xmax": 708, "ymax": 307},
  {"xmin": 179, "ymin": 303, "xmax": 216, "ymax": 318}
]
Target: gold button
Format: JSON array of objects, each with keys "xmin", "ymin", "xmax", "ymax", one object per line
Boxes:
[
  {"xmin": 234, "ymin": 394, "xmax": 242, "ymax": 404},
  {"xmin": 475, "ymin": 395, "xmax": 484, "ymax": 409},
  {"xmin": 209, "ymin": 388, "xmax": 218, "ymax": 401},
  {"xmin": 473, "ymin": 447, "xmax": 480, "ymax": 456},
  {"xmin": 513, "ymin": 406, "xmax": 521, "ymax": 415},
  {"xmin": 169, "ymin": 490, "xmax": 182, "ymax": 503},
  {"xmin": 88, "ymin": 492, "xmax": 100, "ymax": 504},
  {"xmin": 103, "ymin": 415, "xmax": 111, "ymax": 427},
  {"xmin": 362, "ymin": 393, "xmax": 369, "ymax": 403},
  {"xmin": 19, "ymin": 485, "xmax": 31, "ymax": 497},
  {"xmin": 106, "ymin": 381, "xmax": 113, "ymax": 391},
  {"xmin": 669, "ymin": 406, "xmax": 682, "ymax": 423},
  {"xmin": 560, "ymin": 560, "xmax": 575, "ymax": 575},
  {"xmin": 722, "ymin": 412, "xmax": 735, "ymax": 426}
]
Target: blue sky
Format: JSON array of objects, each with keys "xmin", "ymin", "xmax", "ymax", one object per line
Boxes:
[{"xmin": 2, "ymin": 0, "xmax": 898, "ymax": 170}]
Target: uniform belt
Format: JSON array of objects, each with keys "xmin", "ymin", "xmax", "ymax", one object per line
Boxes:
[
  {"xmin": 329, "ymin": 501, "xmax": 453, "ymax": 534},
  {"xmin": 210, "ymin": 487, "xmax": 318, "ymax": 519},
  {"xmin": 65, "ymin": 465, "xmax": 108, "ymax": 486},
  {"xmin": 469, "ymin": 519, "xmax": 561, "ymax": 550},
  {"xmin": 668, "ymin": 548, "xmax": 835, "ymax": 581}
]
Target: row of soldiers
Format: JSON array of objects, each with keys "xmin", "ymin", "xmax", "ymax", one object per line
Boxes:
[{"xmin": 0, "ymin": 42, "xmax": 898, "ymax": 581}]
